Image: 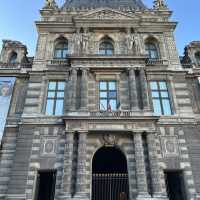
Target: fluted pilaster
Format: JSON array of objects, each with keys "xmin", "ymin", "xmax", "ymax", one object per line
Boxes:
[
  {"xmin": 128, "ymin": 68, "xmax": 139, "ymax": 110},
  {"xmin": 140, "ymin": 68, "xmax": 149, "ymax": 109},
  {"xmin": 80, "ymin": 68, "xmax": 88, "ymax": 111},
  {"xmin": 70, "ymin": 68, "xmax": 78, "ymax": 111}
]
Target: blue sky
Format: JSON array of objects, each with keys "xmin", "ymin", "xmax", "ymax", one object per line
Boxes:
[{"xmin": 0, "ymin": 0, "xmax": 199, "ymax": 56}]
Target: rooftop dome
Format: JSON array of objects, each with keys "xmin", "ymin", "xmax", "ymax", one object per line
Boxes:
[{"xmin": 62, "ymin": 0, "xmax": 146, "ymax": 10}]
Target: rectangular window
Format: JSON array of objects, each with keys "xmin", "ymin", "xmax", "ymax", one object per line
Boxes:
[
  {"xmin": 99, "ymin": 81, "xmax": 117, "ymax": 111},
  {"xmin": 150, "ymin": 81, "xmax": 172, "ymax": 115},
  {"xmin": 45, "ymin": 81, "xmax": 65, "ymax": 115}
]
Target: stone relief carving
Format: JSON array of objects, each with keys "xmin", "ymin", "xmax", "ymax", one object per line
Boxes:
[
  {"xmin": 40, "ymin": 137, "xmax": 57, "ymax": 156},
  {"xmin": 72, "ymin": 32, "xmax": 90, "ymax": 54},
  {"xmin": 160, "ymin": 136, "xmax": 179, "ymax": 157},
  {"xmin": 82, "ymin": 10, "xmax": 133, "ymax": 20},
  {"xmin": 102, "ymin": 134, "xmax": 117, "ymax": 146}
]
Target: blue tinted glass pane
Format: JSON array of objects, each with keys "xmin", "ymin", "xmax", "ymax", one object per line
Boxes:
[
  {"xmin": 100, "ymin": 92, "xmax": 107, "ymax": 98},
  {"xmin": 100, "ymin": 100, "xmax": 107, "ymax": 110},
  {"xmin": 162, "ymin": 99, "xmax": 172, "ymax": 115},
  {"xmin": 58, "ymin": 82, "xmax": 65, "ymax": 90},
  {"xmin": 109, "ymin": 82, "xmax": 116, "ymax": 90},
  {"xmin": 151, "ymin": 50, "xmax": 158, "ymax": 59},
  {"xmin": 109, "ymin": 91, "xmax": 117, "ymax": 98},
  {"xmin": 159, "ymin": 81, "xmax": 167, "ymax": 90},
  {"xmin": 63, "ymin": 49, "xmax": 68, "ymax": 58},
  {"xmin": 57, "ymin": 92, "xmax": 64, "ymax": 98},
  {"xmin": 153, "ymin": 99, "xmax": 162, "ymax": 115},
  {"xmin": 161, "ymin": 91, "xmax": 169, "ymax": 98},
  {"xmin": 48, "ymin": 92, "xmax": 55, "ymax": 98},
  {"xmin": 55, "ymin": 50, "xmax": 62, "ymax": 58},
  {"xmin": 100, "ymin": 82, "xmax": 107, "ymax": 90},
  {"xmin": 150, "ymin": 82, "xmax": 158, "ymax": 90},
  {"xmin": 110, "ymin": 100, "xmax": 117, "ymax": 111},
  {"xmin": 55, "ymin": 100, "xmax": 63, "ymax": 115},
  {"xmin": 49, "ymin": 82, "xmax": 56, "ymax": 90},
  {"xmin": 99, "ymin": 50, "xmax": 106, "ymax": 55},
  {"xmin": 152, "ymin": 91, "xmax": 159, "ymax": 98},
  {"xmin": 46, "ymin": 100, "xmax": 54, "ymax": 115},
  {"xmin": 107, "ymin": 50, "xmax": 113, "ymax": 55}
]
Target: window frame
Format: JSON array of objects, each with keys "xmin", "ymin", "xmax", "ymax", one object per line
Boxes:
[
  {"xmin": 99, "ymin": 40, "xmax": 114, "ymax": 56},
  {"xmin": 9, "ymin": 52, "xmax": 18, "ymax": 64},
  {"xmin": 99, "ymin": 80, "xmax": 118, "ymax": 111},
  {"xmin": 150, "ymin": 80, "xmax": 173, "ymax": 115},
  {"xmin": 45, "ymin": 80, "xmax": 65, "ymax": 116},
  {"xmin": 145, "ymin": 42, "xmax": 160, "ymax": 59},
  {"xmin": 195, "ymin": 52, "xmax": 200, "ymax": 65},
  {"xmin": 54, "ymin": 40, "xmax": 69, "ymax": 59}
]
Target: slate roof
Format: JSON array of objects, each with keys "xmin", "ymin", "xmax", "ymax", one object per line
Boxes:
[{"xmin": 62, "ymin": 0, "xmax": 146, "ymax": 10}]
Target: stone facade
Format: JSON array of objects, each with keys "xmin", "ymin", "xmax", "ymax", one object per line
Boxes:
[{"xmin": 0, "ymin": 0, "xmax": 200, "ymax": 200}]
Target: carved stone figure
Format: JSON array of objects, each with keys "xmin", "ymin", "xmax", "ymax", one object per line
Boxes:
[
  {"xmin": 44, "ymin": 0, "xmax": 58, "ymax": 9},
  {"xmin": 82, "ymin": 33, "xmax": 90, "ymax": 53},
  {"xmin": 153, "ymin": 0, "xmax": 167, "ymax": 9},
  {"xmin": 126, "ymin": 33, "xmax": 135, "ymax": 53},
  {"xmin": 72, "ymin": 32, "xmax": 83, "ymax": 55}
]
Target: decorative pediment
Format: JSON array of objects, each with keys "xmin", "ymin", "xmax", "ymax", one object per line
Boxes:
[{"xmin": 76, "ymin": 8, "xmax": 138, "ymax": 20}]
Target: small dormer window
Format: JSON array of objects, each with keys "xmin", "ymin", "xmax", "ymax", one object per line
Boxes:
[
  {"xmin": 99, "ymin": 38, "xmax": 114, "ymax": 56},
  {"xmin": 195, "ymin": 52, "xmax": 200, "ymax": 65},
  {"xmin": 9, "ymin": 52, "xmax": 17, "ymax": 64}
]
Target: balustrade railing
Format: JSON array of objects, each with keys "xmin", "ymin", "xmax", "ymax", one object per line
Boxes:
[
  {"xmin": 145, "ymin": 59, "xmax": 168, "ymax": 66},
  {"xmin": 0, "ymin": 62, "xmax": 32, "ymax": 69}
]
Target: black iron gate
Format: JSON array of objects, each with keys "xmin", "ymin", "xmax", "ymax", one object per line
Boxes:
[{"xmin": 92, "ymin": 173, "xmax": 129, "ymax": 200}]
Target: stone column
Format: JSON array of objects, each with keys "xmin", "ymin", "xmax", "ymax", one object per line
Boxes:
[
  {"xmin": 80, "ymin": 68, "xmax": 88, "ymax": 111},
  {"xmin": 61, "ymin": 131, "xmax": 75, "ymax": 195},
  {"xmin": 140, "ymin": 68, "xmax": 149, "ymax": 110},
  {"xmin": 147, "ymin": 133, "xmax": 168, "ymax": 199},
  {"xmin": 128, "ymin": 68, "xmax": 138, "ymax": 110},
  {"xmin": 70, "ymin": 68, "xmax": 78, "ymax": 111},
  {"xmin": 134, "ymin": 133, "xmax": 150, "ymax": 199},
  {"xmin": 76, "ymin": 131, "xmax": 88, "ymax": 199}
]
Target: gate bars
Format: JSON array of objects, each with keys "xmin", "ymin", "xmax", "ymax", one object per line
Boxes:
[{"xmin": 92, "ymin": 173, "xmax": 129, "ymax": 200}]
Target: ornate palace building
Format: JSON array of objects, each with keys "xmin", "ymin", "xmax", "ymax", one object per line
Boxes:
[{"xmin": 0, "ymin": 0, "xmax": 200, "ymax": 200}]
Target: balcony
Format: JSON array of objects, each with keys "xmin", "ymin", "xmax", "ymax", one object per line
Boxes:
[{"xmin": 145, "ymin": 59, "xmax": 168, "ymax": 66}]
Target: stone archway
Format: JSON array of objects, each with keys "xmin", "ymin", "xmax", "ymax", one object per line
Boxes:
[{"xmin": 92, "ymin": 146, "xmax": 129, "ymax": 200}]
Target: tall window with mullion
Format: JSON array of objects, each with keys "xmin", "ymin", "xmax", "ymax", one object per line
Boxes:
[
  {"xmin": 150, "ymin": 81, "xmax": 172, "ymax": 115},
  {"xmin": 99, "ymin": 81, "xmax": 117, "ymax": 111},
  {"xmin": 54, "ymin": 39, "xmax": 68, "ymax": 59},
  {"xmin": 45, "ymin": 81, "xmax": 65, "ymax": 115}
]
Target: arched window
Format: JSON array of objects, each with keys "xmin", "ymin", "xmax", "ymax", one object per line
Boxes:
[
  {"xmin": 99, "ymin": 38, "xmax": 114, "ymax": 55},
  {"xmin": 9, "ymin": 52, "xmax": 17, "ymax": 64},
  {"xmin": 145, "ymin": 40, "xmax": 160, "ymax": 59},
  {"xmin": 195, "ymin": 52, "xmax": 200, "ymax": 65},
  {"xmin": 54, "ymin": 39, "xmax": 68, "ymax": 59}
]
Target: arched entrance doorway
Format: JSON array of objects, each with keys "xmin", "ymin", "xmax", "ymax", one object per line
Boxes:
[{"xmin": 92, "ymin": 146, "xmax": 129, "ymax": 200}]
